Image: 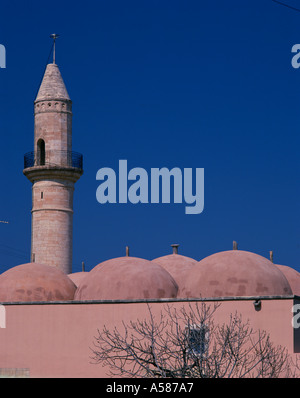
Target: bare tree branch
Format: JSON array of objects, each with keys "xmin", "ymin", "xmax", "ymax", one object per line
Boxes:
[{"xmin": 90, "ymin": 302, "xmax": 296, "ymax": 378}]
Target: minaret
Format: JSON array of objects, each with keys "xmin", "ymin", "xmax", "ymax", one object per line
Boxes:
[{"xmin": 23, "ymin": 39, "xmax": 83, "ymax": 274}]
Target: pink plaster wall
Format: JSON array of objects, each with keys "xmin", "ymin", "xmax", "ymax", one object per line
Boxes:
[{"xmin": 0, "ymin": 298, "xmax": 295, "ymax": 378}]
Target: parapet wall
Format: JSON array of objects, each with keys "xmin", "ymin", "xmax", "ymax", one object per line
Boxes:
[{"xmin": 0, "ymin": 297, "xmax": 296, "ymax": 378}]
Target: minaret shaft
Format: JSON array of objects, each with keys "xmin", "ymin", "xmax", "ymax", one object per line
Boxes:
[
  {"xmin": 24, "ymin": 62, "xmax": 83, "ymax": 274},
  {"xmin": 31, "ymin": 179, "xmax": 74, "ymax": 273}
]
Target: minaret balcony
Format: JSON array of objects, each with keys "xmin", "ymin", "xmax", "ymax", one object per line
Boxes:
[{"xmin": 24, "ymin": 150, "xmax": 83, "ymax": 171}]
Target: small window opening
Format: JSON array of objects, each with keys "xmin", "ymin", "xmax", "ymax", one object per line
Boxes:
[
  {"xmin": 37, "ymin": 139, "xmax": 45, "ymax": 166},
  {"xmin": 41, "ymin": 192, "xmax": 43, "ymax": 199},
  {"xmin": 186, "ymin": 324, "xmax": 209, "ymax": 358}
]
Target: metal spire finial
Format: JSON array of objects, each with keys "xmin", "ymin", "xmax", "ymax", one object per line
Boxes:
[{"xmin": 50, "ymin": 34, "xmax": 59, "ymax": 64}]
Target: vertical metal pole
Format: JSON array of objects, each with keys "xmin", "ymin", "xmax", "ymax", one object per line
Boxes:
[
  {"xmin": 50, "ymin": 34, "xmax": 59, "ymax": 64},
  {"xmin": 53, "ymin": 37, "xmax": 56, "ymax": 64}
]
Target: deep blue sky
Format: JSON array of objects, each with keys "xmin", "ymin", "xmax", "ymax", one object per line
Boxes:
[{"xmin": 0, "ymin": 0, "xmax": 299, "ymax": 273}]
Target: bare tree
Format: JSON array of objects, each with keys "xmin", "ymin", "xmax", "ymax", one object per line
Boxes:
[{"xmin": 91, "ymin": 303, "xmax": 296, "ymax": 378}]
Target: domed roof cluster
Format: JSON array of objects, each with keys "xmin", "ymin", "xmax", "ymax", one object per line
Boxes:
[
  {"xmin": 180, "ymin": 250, "xmax": 292, "ymax": 298},
  {"xmin": 275, "ymin": 264, "xmax": 300, "ymax": 296},
  {"xmin": 0, "ymin": 263, "xmax": 76, "ymax": 302},
  {"xmin": 151, "ymin": 244, "xmax": 198, "ymax": 298},
  {"xmin": 74, "ymin": 256, "xmax": 178, "ymax": 301},
  {"xmin": 0, "ymin": 245, "xmax": 299, "ymax": 302}
]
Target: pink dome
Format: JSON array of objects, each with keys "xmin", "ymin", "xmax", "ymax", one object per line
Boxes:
[
  {"xmin": 68, "ymin": 271, "xmax": 88, "ymax": 287},
  {"xmin": 152, "ymin": 254, "xmax": 197, "ymax": 297},
  {"xmin": 0, "ymin": 263, "xmax": 76, "ymax": 302},
  {"xmin": 74, "ymin": 256, "xmax": 178, "ymax": 301},
  {"xmin": 275, "ymin": 264, "xmax": 300, "ymax": 295},
  {"xmin": 181, "ymin": 250, "xmax": 292, "ymax": 298}
]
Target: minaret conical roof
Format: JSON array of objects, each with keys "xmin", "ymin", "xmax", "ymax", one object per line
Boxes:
[{"xmin": 35, "ymin": 63, "xmax": 70, "ymax": 102}]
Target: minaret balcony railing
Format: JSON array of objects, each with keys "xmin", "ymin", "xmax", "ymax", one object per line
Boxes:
[{"xmin": 24, "ymin": 150, "xmax": 83, "ymax": 170}]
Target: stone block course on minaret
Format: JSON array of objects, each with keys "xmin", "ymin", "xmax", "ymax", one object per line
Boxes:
[{"xmin": 23, "ymin": 59, "xmax": 83, "ymax": 274}]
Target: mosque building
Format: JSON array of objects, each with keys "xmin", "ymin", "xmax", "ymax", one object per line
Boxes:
[{"xmin": 0, "ymin": 48, "xmax": 299, "ymax": 378}]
